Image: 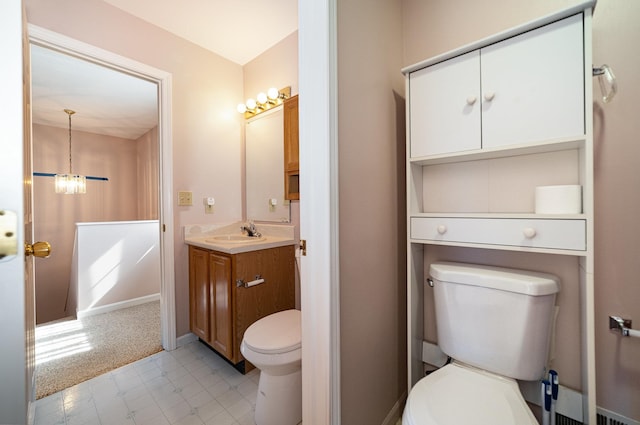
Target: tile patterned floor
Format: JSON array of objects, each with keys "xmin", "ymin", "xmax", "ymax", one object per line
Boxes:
[{"xmin": 33, "ymin": 340, "xmax": 259, "ymax": 425}]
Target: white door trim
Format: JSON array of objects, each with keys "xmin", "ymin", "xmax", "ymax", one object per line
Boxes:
[
  {"xmin": 299, "ymin": 0, "xmax": 340, "ymax": 422},
  {"xmin": 27, "ymin": 25, "xmax": 177, "ymax": 351}
]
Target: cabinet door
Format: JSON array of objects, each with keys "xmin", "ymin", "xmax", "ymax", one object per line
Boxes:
[
  {"xmin": 481, "ymin": 14, "xmax": 584, "ymax": 149},
  {"xmin": 233, "ymin": 246, "xmax": 296, "ymax": 362},
  {"xmin": 284, "ymin": 95, "xmax": 299, "ymax": 172},
  {"xmin": 188, "ymin": 247, "xmax": 209, "ymax": 341},
  {"xmin": 210, "ymin": 253, "xmax": 233, "ymax": 360},
  {"xmin": 284, "ymin": 95, "xmax": 299, "ymax": 200},
  {"xmin": 409, "ymin": 50, "xmax": 480, "ymax": 157}
]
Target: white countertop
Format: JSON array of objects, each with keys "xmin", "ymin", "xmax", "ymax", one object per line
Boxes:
[{"xmin": 183, "ymin": 222, "xmax": 296, "ymax": 254}]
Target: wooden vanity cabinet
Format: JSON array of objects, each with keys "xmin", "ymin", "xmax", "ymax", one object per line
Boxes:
[
  {"xmin": 284, "ymin": 95, "xmax": 299, "ymax": 200},
  {"xmin": 188, "ymin": 244, "xmax": 295, "ymax": 372}
]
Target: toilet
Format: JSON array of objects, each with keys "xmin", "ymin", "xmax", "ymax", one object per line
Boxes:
[
  {"xmin": 403, "ymin": 262, "xmax": 560, "ymax": 425},
  {"xmin": 241, "ymin": 309, "xmax": 302, "ymax": 425}
]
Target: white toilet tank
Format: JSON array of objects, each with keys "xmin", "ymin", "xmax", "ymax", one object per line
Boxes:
[{"xmin": 430, "ymin": 262, "xmax": 560, "ymax": 381}]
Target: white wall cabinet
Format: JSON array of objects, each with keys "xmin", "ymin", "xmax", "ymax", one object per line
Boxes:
[
  {"xmin": 404, "ymin": 2, "xmax": 596, "ymax": 423},
  {"xmin": 409, "ymin": 14, "xmax": 584, "ymax": 158}
]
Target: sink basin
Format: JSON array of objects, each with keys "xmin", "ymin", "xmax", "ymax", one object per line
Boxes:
[{"xmin": 205, "ymin": 235, "xmax": 265, "ymax": 243}]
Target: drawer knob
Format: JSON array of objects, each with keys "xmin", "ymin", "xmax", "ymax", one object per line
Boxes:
[
  {"xmin": 523, "ymin": 227, "xmax": 537, "ymax": 239},
  {"xmin": 484, "ymin": 91, "xmax": 495, "ymax": 101},
  {"xmin": 466, "ymin": 96, "xmax": 477, "ymax": 105},
  {"xmin": 437, "ymin": 225, "xmax": 447, "ymax": 235}
]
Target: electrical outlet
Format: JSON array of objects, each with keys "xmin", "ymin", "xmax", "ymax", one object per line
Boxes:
[
  {"xmin": 204, "ymin": 197, "xmax": 215, "ymax": 214},
  {"xmin": 177, "ymin": 191, "xmax": 193, "ymax": 206}
]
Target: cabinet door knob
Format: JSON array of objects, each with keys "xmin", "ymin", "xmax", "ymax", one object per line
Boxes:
[
  {"xmin": 484, "ymin": 91, "xmax": 495, "ymax": 101},
  {"xmin": 523, "ymin": 227, "xmax": 537, "ymax": 239},
  {"xmin": 466, "ymin": 96, "xmax": 477, "ymax": 105},
  {"xmin": 437, "ymin": 225, "xmax": 447, "ymax": 235}
]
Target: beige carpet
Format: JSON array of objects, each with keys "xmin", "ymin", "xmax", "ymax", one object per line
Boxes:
[{"xmin": 35, "ymin": 301, "xmax": 162, "ymax": 399}]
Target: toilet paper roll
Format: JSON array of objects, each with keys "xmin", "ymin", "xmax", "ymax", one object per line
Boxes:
[{"xmin": 535, "ymin": 185, "xmax": 582, "ymax": 214}]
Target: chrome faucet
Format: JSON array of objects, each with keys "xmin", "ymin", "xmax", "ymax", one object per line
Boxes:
[{"xmin": 240, "ymin": 221, "xmax": 261, "ymax": 237}]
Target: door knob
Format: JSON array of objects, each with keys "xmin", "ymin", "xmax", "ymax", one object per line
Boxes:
[
  {"xmin": 25, "ymin": 241, "xmax": 52, "ymax": 258},
  {"xmin": 484, "ymin": 91, "xmax": 495, "ymax": 101}
]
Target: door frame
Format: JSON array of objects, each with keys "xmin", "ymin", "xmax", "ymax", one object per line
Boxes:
[{"xmin": 28, "ymin": 25, "xmax": 177, "ymax": 350}]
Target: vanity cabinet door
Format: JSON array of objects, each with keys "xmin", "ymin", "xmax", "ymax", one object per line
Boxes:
[
  {"xmin": 409, "ymin": 50, "xmax": 481, "ymax": 158},
  {"xmin": 480, "ymin": 13, "xmax": 584, "ymax": 149},
  {"xmin": 233, "ymin": 245, "xmax": 296, "ymax": 364},
  {"xmin": 189, "ymin": 247, "xmax": 210, "ymax": 341},
  {"xmin": 209, "ymin": 252, "xmax": 233, "ymax": 360}
]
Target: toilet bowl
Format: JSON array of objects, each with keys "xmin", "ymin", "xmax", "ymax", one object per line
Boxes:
[
  {"xmin": 241, "ymin": 309, "xmax": 301, "ymax": 425},
  {"xmin": 403, "ymin": 262, "xmax": 560, "ymax": 425}
]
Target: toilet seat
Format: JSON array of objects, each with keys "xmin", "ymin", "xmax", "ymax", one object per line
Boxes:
[
  {"xmin": 403, "ymin": 362, "xmax": 538, "ymax": 425},
  {"xmin": 243, "ymin": 309, "xmax": 301, "ymax": 354}
]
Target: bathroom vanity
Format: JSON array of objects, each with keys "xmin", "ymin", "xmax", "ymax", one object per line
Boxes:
[
  {"xmin": 404, "ymin": 2, "xmax": 596, "ymax": 422},
  {"xmin": 186, "ymin": 224, "xmax": 296, "ymax": 373}
]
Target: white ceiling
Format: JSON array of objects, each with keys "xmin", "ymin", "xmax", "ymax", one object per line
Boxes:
[
  {"xmin": 31, "ymin": 44, "xmax": 159, "ymax": 140},
  {"xmin": 30, "ymin": 0, "xmax": 298, "ymax": 140},
  {"xmin": 103, "ymin": 0, "xmax": 298, "ymax": 66}
]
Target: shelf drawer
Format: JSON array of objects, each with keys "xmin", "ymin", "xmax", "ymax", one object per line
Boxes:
[{"xmin": 410, "ymin": 217, "xmax": 586, "ymax": 251}]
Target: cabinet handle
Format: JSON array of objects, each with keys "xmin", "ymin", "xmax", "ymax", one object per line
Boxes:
[
  {"xmin": 466, "ymin": 96, "xmax": 477, "ymax": 105},
  {"xmin": 484, "ymin": 91, "xmax": 495, "ymax": 101},
  {"xmin": 523, "ymin": 227, "xmax": 537, "ymax": 239},
  {"xmin": 437, "ymin": 225, "xmax": 447, "ymax": 235},
  {"xmin": 236, "ymin": 275, "xmax": 265, "ymax": 288}
]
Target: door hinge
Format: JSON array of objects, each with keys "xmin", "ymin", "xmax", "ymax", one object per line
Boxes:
[
  {"xmin": 300, "ymin": 239, "xmax": 307, "ymax": 256},
  {"xmin": 162, "ymin": 223, "xmax": 166, "ymax": 232}
]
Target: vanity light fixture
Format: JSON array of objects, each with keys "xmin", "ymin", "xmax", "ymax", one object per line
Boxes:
[
  {"xmin": 237, "ymin": 86, "xmax": 291, "ymax": 119},
  {"xmin": 54, "ymin": 109, "xmax": 87, "ymax": 194}
]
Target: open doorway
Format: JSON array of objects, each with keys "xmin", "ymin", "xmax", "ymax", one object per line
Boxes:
[{"xmin": 29, "ymin": 35, "xmax": 168, "ymax": 398}]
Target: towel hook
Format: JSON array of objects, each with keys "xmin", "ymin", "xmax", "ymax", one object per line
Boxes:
[{"xmin": 593, "ymin": 64, "xmax": 617, "ymax": 103}]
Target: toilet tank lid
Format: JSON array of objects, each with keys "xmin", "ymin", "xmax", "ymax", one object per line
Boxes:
[{"xmin": 430, "ymin": 262, "xmax": 560, "ymax": 296}]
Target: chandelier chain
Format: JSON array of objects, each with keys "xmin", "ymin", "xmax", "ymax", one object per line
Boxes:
[{"xmin": 64, "ymin": 108, "xmax": 75, "ymax": 174}]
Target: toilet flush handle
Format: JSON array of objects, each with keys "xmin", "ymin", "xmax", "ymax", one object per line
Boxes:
[{"xmin": 427, "ymin": 278, "xmax": 434, "ymax": 287}]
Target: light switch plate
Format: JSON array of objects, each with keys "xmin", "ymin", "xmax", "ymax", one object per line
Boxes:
[{"xmin": 177, "ymin": 191, "xmax": 193, "ymax": 206}]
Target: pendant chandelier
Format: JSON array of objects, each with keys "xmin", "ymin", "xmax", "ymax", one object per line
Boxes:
[{"xmin": 55, "ymin": 109, "xmax": 86, "ymax": 194}]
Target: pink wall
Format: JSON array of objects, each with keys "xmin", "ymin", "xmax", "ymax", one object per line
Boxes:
[
  {"xmin": 26, "ymin": 0, "xmax": 245, "ymax": 337},
  {"xmin": 32, "ymin": 123, "xmax": 157, "ymax": 323},
  {"xmin": 337, "ymin": 1, "xmax": 406, "ymax": 423},
  {"xmin": 402, "ymin": 0, "xmax": 640, "ymax": 420}
]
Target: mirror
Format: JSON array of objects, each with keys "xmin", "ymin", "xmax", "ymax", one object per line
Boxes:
[{"xmin": 245, "ymin": 107, "xmax": 290, "ymax": 222}]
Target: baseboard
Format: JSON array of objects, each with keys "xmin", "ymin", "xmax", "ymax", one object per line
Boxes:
[
  {"xmin": 382, "ymin": 391, "xmax": 407, "ymax": 425},
  {"xmin": 76, "ymin": 293, "xmax": 160, "ymax": 319},
  {"xmin": 597, "ymin": 407, "xmax": 640, "ymax": 425},
  {"xmin": 177, "ymin": 332, "xmax": 198, "ymax": 347}
]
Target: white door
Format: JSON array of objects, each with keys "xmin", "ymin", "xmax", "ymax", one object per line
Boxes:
[
  {"xmin": 409, "ymin": 50, "xmax": 481, "ymax": 157},
  {"xmin": 0, "ymin": 1, "xmax": 42, "ymax": 424},
  {"xmin": 481, "ymin": 13, "xmax": 584, "ymax": 149}
]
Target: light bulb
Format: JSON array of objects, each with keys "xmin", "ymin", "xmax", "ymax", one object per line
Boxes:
[
  {"xmin": 267, "ymin": 87, "xmax": 279, "ymax": 100},
  {"xmin": 246, "ymin": 98, "xmax": 257, "ymax": 110},
  {"xmin": 237, "ymin": 103, "xmax": 247, "ymax": 113},
  {"xmin": 257, "ymin": 92, "xmax": 267, "ymax": 105}
]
